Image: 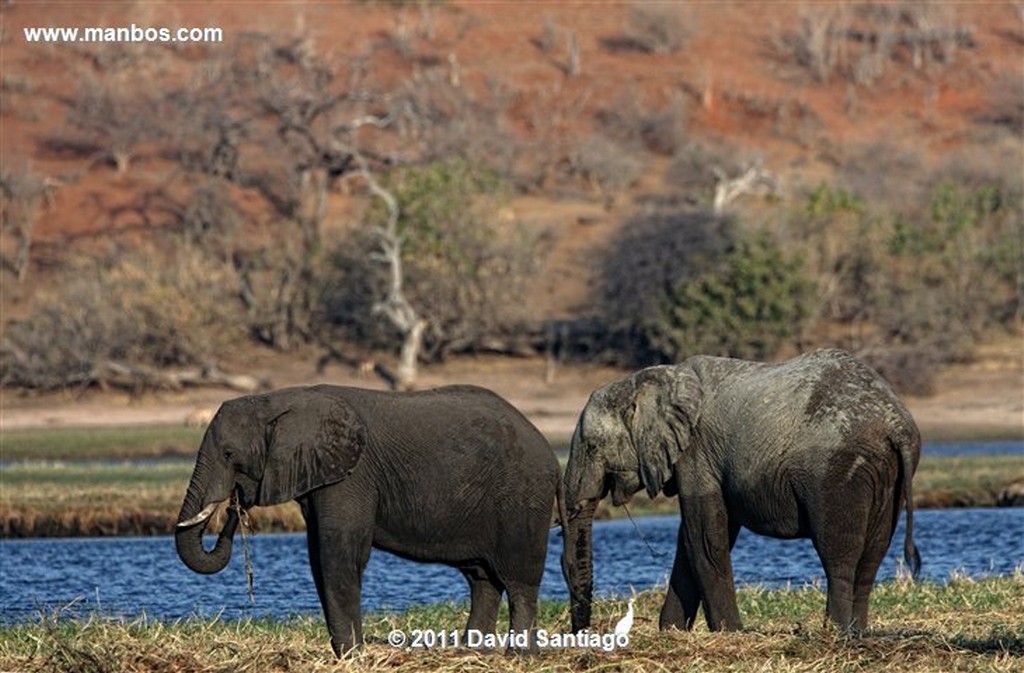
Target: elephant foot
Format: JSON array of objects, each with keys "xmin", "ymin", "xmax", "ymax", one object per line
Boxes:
[{"xmin": 330, "ymin": 634, "xmax": 362, "ymax": 658}]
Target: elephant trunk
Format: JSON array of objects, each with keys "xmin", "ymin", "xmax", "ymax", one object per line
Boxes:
[
  {"xmin": 175, "ymin": 444, "xmax": 237, "ymax": 575},
  {"xmin": 562, "ymin": 420, "xmax": 607, "ymax": 632},
  {"xmin": 175, "ymin": 503, "xmax": 238, "ymax": 574},
  {"xmin": 563, "ymin": 500, "xmax": 597, "ymax": 632}
]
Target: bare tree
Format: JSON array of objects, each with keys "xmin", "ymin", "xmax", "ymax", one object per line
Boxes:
[
  {"xmin": 168, "ymin": 32, "xmax": 360, "ymax": 350},
  {"xmin": 0, "ymin": 166, "xmax": 56, "ymax": 281},
  {"xmin": 567, "ymin": 31, "xmax": 581, "ymax": 77},
  {"xmin": 349, "ymin": 147, "xmax": 426, "ymax": 390},
  {"xmin": 712, "ymin": 162, "xmax": 782, "ymax": 214},
  {"xmin": 61, "ymin": 75, "xmax": 165, "ymax": 173}
]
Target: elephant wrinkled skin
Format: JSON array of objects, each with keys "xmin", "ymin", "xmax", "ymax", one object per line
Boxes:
[
  {"xmin": 175, "ymin": 384, "xmax": 559, "ymax": 655},
  {"xmin": 562, "ymin": 348, "xmax": 921, "ymax": 634}
]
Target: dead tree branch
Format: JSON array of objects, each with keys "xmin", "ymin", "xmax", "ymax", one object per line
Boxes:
[
  {"xmin": 349, "ymin": 144, "xmax": 426, "ymax": 390},
  {"xmin": 712, "ymin": 163, "xmax": 782, "ymax": 214}
]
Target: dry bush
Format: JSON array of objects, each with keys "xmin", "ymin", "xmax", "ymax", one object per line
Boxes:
[
  {"xmin": 666, "ymin": 141, "xmax": 746, "ymax": 206},
  {"xmin": 837, "ymin": 140, "xmax": 927, "ymax": 207},
  {"xmin": 597, "ymin": 209, "xmax": 735, "ymax": 365},
  {"xmin": 595, "ymin": 92, "xmax": 687, "ymax": 157},
  {"xmin": 177, "ymin": 178, "xmax": 242, "ymax": 254},
  {"xmin": 1, "ymin": 246, "xmax": 243, "ymax": 392},
  {"xmin": 52, "ymin": 75, "xmax": 166, "ymax": 173},
  {"xmin": 983, "ymin": 69, "xmax": 1024, "ymax": 135},
  {"xmin": 0, "ymin": 166, "xmax": 53, "ymax": 281},
  {"xmin": 536, "ymin": 17, "xmax": 560, "ymax": 54},
  {"xmin": 774, "ymin": 2, "xmax": 974, "ymax": 87},
  {"xmin": 619, "ymin": 2, "xmax": 697, "ymax": 55},
  {"xmin": 567, "ymin": 134, "xmax": 644, "ymax": 193},
  {"xmin": 394, "ymin": 68, "xmax": 520, "ymax": 177}
]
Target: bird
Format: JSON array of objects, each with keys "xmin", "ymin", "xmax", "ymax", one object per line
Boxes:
[{"xmin": 613, "ymin": 597, "xmax": 635, "ymax": 638}]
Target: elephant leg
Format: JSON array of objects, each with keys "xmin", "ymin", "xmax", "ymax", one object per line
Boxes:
[
  {"xmin": 680, "ymin": 493, "xmax": 742, "ymax": 631},
  {"xmin": 460, "ymin": 566, "xmax": 503, "ymax": 635},
  {"xmin": 505, "ymin": 579, "xmax": 540, "ymax": 653},
  {"xmin": 815, "ymin": 511, "xmax": 868, "ymax": 632},
  {"xmin": 304, "ymin": 488, "xmax": 374, "ymax": 656},
  {"xmin": 660, "ymin": 519, "xmax": 702, "ymax": 630},
  {"xmin": 299, "ymin": 497, "xmax": 325, "ymax": 602},
  {"xmin": 316, "ymin": 526, "xmax": 372, "ymax": 655},
  {"xmin": 850, "ymin": 506, "xmax": 898, "ymax": 630}
]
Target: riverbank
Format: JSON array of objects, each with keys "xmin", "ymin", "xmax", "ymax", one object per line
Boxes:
[
  {"xmin": 2, "ymin": 352, "xmax": 1021, "ymax": 537},
  {"xmin": 1, "ymin": 577, "xmax": 1020, "ymax": 672},
  {"xmin": 1, "ymin": 447, "xmax": 1021, "ymax": 537}
]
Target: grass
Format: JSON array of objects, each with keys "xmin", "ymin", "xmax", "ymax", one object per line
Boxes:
[
  {"xmin": 0, "ymin": 461, "xmax": 303, "ymax": 536},
  {"xmin": 0, "ymin": 576, "xmax": 1020, "ymax": 672},
  {"xmin": 0, "ymin": 424, "xmax": 1019, "ymax": 535},
  {"xmin": 914, "ymin": 455, "xmax": 1024, "ymax": 507},
  {"xmin": 0, "ymin": 426, "xmax": 204, "ymax": 460}
]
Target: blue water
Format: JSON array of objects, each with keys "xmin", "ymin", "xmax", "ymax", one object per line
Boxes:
[
  {"xmin": 922, "ymin": 440, "xmax": 1022, "ymax": 457},
  {"xmin": 1, "ymin": 508, "xmax": 1021, "ymax": 624}
]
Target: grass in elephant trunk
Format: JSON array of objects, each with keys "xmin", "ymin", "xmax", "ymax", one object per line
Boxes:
[{"xmin": 1, "ymin": 576, "xmax": 1020, "ymax": 672}]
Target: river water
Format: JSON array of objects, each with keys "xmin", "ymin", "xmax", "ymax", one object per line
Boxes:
[{"xmin": 1, "ymin": 508, "xmax": 1021, "ymax": 624}]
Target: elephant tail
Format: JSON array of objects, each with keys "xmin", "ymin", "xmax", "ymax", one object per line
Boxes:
[{"xmin": 895, "ymin": 432, "xmax": 922, "ymax": 579}]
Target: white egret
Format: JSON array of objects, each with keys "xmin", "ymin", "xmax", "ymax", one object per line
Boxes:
[{"xmin": 613, "ymin": 597, "xmax": 635, "ymax": 637}]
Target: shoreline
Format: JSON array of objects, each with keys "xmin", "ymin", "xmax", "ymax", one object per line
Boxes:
[{"xmin": 3, "ymin": 491, "xmax": 1020, "ymax": 539}]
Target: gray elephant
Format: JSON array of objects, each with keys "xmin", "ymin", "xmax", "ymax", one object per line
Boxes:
[
  {"xmin": 175, "ymin": 384, "xmax": 559, "ymax": 655},
  {"xmin": 562, "ymin": 348, "xmax": 921, "ymax": 634}
]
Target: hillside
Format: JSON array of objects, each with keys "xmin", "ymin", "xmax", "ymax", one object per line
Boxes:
[{"xmin": 1, "ymin": 1, "xmax": 1021, "ymax": 419}]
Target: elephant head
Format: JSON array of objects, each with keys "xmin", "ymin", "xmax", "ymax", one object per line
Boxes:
[
  {"xmin": 175, "ymin": 387, "xmax": 366, "ymax": 574},
  {"xmin": 562, "ymin": 366, "xmax": 700, "ymax": 632}
]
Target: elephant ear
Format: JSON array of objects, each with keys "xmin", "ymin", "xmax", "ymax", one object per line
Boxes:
[
  {"xmin": 631, "ymin": 367, "xmax": 700, "ymax": 498},
  {"xmin": 257, "ymin": 392, "xmax": 366, "ymax": 506}
]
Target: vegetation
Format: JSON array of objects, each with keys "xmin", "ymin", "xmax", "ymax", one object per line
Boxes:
[
  {"xmin": 1, "ymin": 577, "xmax": 1020, "ymax": 672},
  {"xmin": 325, "ymin": 159, "xmax": 541, "ymax": 361},
  {"xmin": 1, "ymin": 424, "xmax": 1018, "ymax": 537},
  {"xmin": 0, "ymin": 4, "xmax": 1020, "ymax": 395},
  {"xmin": 773, "ymin": 3, "xmax": 973, "ymax": 86},
  {"xmin": 0, "ymin": 426, "xmax": 203, "ymax": 461},
  {"xmin": 2, "ymin": 247, "xmax": 244, "ymax": 391},
  {"xmin": 786, "ymin": 180, "xmax": 1020, "ymax": 394},
  {"xmin": 646, "ymin": 233, "xmax": 813, "ymax": 361}
]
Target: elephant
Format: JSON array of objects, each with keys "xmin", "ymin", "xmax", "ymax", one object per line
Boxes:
[
  {"xmin": 562, "ymin": 348, "xmax": 921, "ymax": 634},
  {"xmin": 175, "ymin": 384, "xmax": 560, "ymax": 655}
]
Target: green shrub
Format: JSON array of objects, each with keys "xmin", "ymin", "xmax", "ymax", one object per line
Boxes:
[
  {"xmin": 597, "ymin": 210, "xmax": 811, "ymax": 365},
  {"xmin": 646, "ymin": 234, "xmax": 814, "ymax": 361},
  {"xmin": 784, "ymin": 178, "xmax": 1020, "ymax": 392}
]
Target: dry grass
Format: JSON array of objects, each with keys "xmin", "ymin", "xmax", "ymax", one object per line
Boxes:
[
  {"xmin": 0, "ymin": 462, "xmax": 303, "ymax": 537},
  {"xmin": 1, "ymin": 576, "xmax": 1020, "ymax": 672},
  {"xmin": 1, "ymin": 452, "xmax": 1019, "ymax": 536}
]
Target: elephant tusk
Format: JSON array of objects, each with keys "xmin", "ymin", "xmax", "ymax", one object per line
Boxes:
[{"xmin": 177, "ymin": 501, "xmax": 222, "ymax": 528}]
